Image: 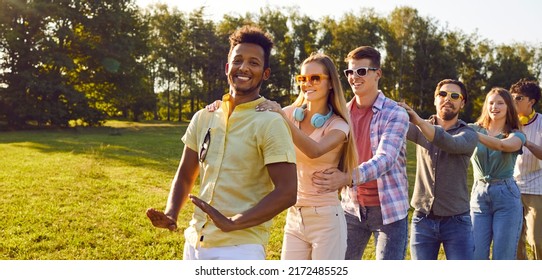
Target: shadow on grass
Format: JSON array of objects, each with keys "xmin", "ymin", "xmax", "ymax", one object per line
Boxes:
[{"xmin": 0, "ymin": 121, "xmax": 188, "ymax": 173}]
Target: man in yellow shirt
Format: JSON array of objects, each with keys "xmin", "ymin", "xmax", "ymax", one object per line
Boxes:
[{"xmin": 146, "ymin": 26, "xmax": 297, "ymax": 260}]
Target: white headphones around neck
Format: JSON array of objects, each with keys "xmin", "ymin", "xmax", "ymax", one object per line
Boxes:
[{"xmin": 292, "ymin": 104, "xmax": 333, "ymax": 128}]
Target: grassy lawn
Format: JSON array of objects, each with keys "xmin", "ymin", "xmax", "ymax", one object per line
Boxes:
[
  {"xmin": 0, "ymin": 121, "xmax": 188, "ymax": 259},
  {"xmin": 0, "ymin": 120, "xmax": 531, "ymax": 260}
]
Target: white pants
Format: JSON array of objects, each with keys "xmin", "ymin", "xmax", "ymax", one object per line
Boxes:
[
  {"xmin": 183, "ymin": 242, "xmax": 266, "ymax": 260},
  {"xmin": 281, "ymin": 205, "xmax": 347, "ymax": 259}
]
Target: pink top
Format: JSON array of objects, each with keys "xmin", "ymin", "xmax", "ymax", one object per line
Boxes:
[
  {"xmin": 283, "ymin": 105, "xmax": 350, "ymax": 206},
  {"xmin": 351, "ymin": 105, "xmax": 380, "ymax": 207}
]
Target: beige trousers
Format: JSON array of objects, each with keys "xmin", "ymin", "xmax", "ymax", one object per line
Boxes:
[
  {"xmin": 517, "ymin": 194, "xmax": 542, "ymax": 260},
  {"xmin": 281, "ymin": 205, "xmax": 347, "ymax": 260}
]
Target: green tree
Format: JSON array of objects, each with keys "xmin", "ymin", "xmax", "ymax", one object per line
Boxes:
[
  {"xmin": 146, "ymin": 4, "xmax": 186, "ymax": 121},
  {"xmin": 410, "ymin": 16, "xmax": 456, "ymax": 114},
  {"xmin": 446, "ymin": 32, "xmax": 490, "ymax": 121},
  {"xmin": 182, "ymin": 8, "xmax": 216, "ymax": 115},
  {"xmin": 383, "ymin": 7, "xmax": 456, "ymax": 116},
  {"xmin": 0, "ymin": 0, "xmax": 104, "ymax": 127},
  {"xmin": 5, "ymin": 3, "xmax": 542, "ymax": 128},
  {"xmin": 81, "ymin": 0, "xmax": 152, "ymax": 121},
  {"xmin": 486, "ymin": 44, "xmax": 537, "ymax": 91},
  {"xmin": 319, "ymin": 10, "xmax": 383, "ymax": 99},
  {"xmin": 288, "ymin": 11, "xmax": 318, "ymax": 104},
  {"xmin": 257, "ymin": 7, "xmax": 293, "ymax": 103}
]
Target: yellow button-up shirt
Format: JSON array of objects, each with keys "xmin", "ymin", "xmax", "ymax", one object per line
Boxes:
[{"xmin": 182, "ymin": 94, "xmax": 296, "ymax": 248}]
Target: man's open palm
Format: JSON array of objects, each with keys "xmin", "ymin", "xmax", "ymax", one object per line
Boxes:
[{"xmin": 146, "ymin": 208, "xmax": 177, "ymax": 231}]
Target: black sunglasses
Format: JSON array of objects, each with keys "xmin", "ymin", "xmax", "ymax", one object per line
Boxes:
[
  {"xmin": 512, "ymin": 94, "xmax": 526, "ymax": 101},
  {"xmin": 436, "ymin": 90, "xmax": 463, "ymax": 100},
  {"xmin": 199, "ymin": 128, "xmax": 211, "ymax": 163},
  {"xmin": 343, "ymin": 66, "xmax": 379, "ymax": 78}
]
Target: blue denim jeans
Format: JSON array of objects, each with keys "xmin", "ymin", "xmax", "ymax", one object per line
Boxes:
[
  {"xmin": 410, "ymin": 211, "xmax": 474, "ymax": 260},
  {"xmin": 344, "ymin": 206, "xmax": 407, "ymax": 260},
  {"xmin": 470, "ymin": 178, "xmax": 523, "ymax": 260}
]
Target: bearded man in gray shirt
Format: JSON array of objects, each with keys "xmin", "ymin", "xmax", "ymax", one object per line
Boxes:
[{"xmin": 398, "ymin": 79, "xmax": 478, "ymax": 260}]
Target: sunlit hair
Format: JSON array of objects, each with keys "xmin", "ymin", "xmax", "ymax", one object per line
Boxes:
[
  {"xmin": 510, "ymin": 78, "xmax": 541, "ymax": 104},
  {"xmin": 435, "ymin": 79, "xmax": 469, "ymax": 104},
  {"xmin": 476, "ymin": 87, "xmax": 522, "ymax": 136},
  {"xmin": 344, "ymin": 46, "xmax": 381, "ymax": 68},
  {"xmin": 292, "ymin": 53, "xmax": 358, "ymax": 176},
  {"xmin": 228, "ymin": 25, "xmax": 273, "ymax": 68}
]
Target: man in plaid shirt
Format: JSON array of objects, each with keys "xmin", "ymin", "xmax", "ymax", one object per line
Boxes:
[{"xmin": 313, "ymin": 46, "xmax": 409, "ymax": 260}]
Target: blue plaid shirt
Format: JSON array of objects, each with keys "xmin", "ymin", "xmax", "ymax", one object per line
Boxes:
[{"xmin": 341, "ymin": 91, "xmax": 410, "ymax": 225}]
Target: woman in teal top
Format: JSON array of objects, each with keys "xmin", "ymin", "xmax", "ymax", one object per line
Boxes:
[{"xmin": 469, "ymin": 87, "xmax": 526, "ymax": 260}]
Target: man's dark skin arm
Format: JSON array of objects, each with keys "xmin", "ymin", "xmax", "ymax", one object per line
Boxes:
[
  {"xmin": 190, "ymin": 161, "xmax": 297, "ymax": 232},
  {"xmin": 146, "ymin": 146, "xmax": 200, "ymax": 231},
  {"xmin": 525, "ymin": 140, "xmax": 542, "ymax": 160}
]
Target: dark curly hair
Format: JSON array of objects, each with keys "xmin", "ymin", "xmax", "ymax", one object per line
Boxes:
[
  {"xmin": 228, "ymin": 25, "xmax": 273, "ymax": 69},
  {"xmin": 509, "ymin": 78, "xmax": 541, "ymax": 104}
]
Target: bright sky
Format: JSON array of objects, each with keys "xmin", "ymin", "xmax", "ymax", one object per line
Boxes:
[{"xmin": 136, "ymin": 0, "xmax": 542, "ymax": 46}]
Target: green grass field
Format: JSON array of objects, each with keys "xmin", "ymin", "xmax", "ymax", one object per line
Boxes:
[{"xmin": 0, "ymin": 120, "xmax": 532, "ymax": 260}]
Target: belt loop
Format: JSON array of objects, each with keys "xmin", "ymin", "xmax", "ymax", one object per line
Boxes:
[
  {"xmin": 503, "ymin": 177, "xmax": 514, "ymax": 187},
  {"xmin": 360, "ymin": 206, "xmax": 367, "ymax": 220}
]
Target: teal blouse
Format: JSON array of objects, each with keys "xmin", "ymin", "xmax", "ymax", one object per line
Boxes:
[{"xmin": 469, "ymin": 124, "xmax": 526, "ymax": 181}]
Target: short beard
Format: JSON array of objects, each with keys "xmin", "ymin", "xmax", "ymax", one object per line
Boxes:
[{"xmin": 440, "ymin": 110, "xmax": 459, "ymax": 121}]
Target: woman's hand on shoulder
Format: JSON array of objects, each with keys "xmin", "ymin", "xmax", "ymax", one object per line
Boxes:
[
  {"xmin": 205, "ymin": 100, "xmax": 222, "ymax": 112},
  {"xmin": 255, "ymin": 100, "xmax": 285, "ymax": 118},
  {"xmin": 255, "ymin": 100, "xmax": 281, "ymax": 112}
]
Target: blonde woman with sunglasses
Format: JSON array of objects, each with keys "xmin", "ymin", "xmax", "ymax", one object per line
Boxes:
[
  {"xmin": 469, "ymin": 87, "xmax": 526, "ymax": 259},
  {"xmin": 252, "ymin": 53, "xmax": 358, "ymax": 260}
]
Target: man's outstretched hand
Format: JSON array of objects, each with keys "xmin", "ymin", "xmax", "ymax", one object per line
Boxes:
[
  {"xmin": 189, "ymin": 194, "xmax": 239, "ymax": 232},
  {"xmin": 146, "ymin": 208, "xmax": 177, "ymax": 231}
]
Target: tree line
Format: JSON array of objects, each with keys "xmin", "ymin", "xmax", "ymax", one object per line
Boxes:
[{"xmin": 1, "ymin": 0, "xmax": 541, "ymax": 128}]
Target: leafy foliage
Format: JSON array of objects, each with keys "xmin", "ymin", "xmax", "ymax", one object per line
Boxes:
[{"xmin": 1, "ymin": 2, "xmax": 542, "ymax": 129}]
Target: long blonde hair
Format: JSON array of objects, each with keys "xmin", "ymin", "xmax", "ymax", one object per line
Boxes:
[
  {"xmin": 476, "ymin": 87, "xmax": 522, "ymax": 136},
  {"xmin": 292, "ymin": 53, "xmax": 358, "ymax": 176}
]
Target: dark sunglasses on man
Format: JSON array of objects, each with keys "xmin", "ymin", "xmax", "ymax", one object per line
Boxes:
[
  {"xmin": 436, "ymin": 90, "xmax": 463, "ymax": 100},
  {"xmin": 511, "ymin": 94, "xmax": 527, "ymax": 101},
  {"xmin": 199, "ymin": 128, "xmax": 211, "ymax": 163}
]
